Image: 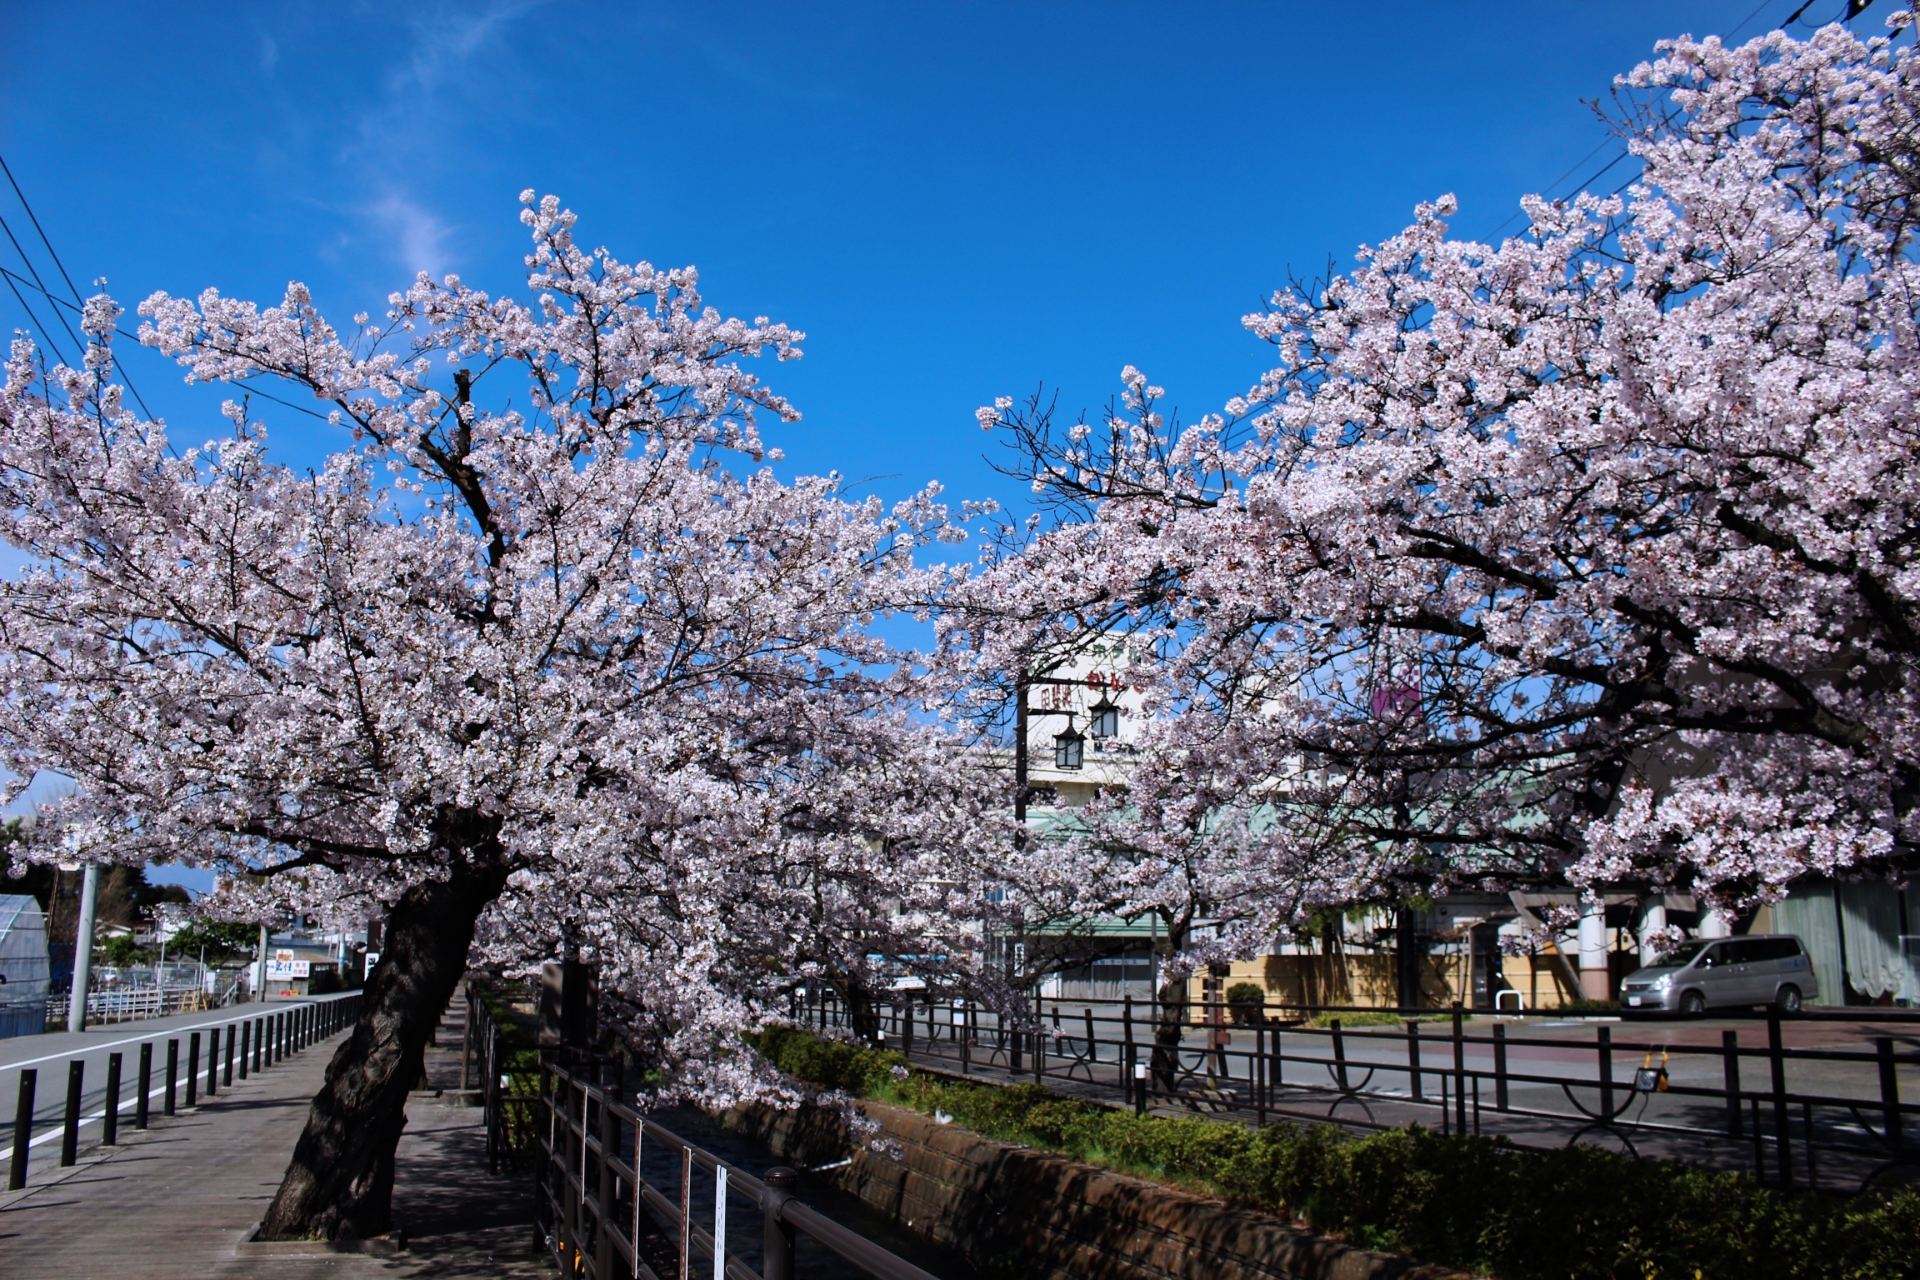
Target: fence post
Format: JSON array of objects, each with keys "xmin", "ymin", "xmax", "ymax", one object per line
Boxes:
[
  {"xmin": 1492, "ymin": 1023, "xmax": 1508, "ymax": 1111},
  {"xmin": 103, "ymin": 1052, "xmax": 122, "ymax": 1146},
  {"xmin": 1255, "ymin": 1024, "xmax": 1267, "ymax": 1126},
  {"xmin": 1451, "ymin": 1002, "xmax": 1468, "ymax": 1133},
  {"xmin": 238, "ymin": 1020, "xmax": 250, "ymax": 1080},
  {"xmin": 1767, "ymin": 1009, "xmax": 1793, "ymax": 1188},
  {"xmin": 597, "ymin": 1082, "xmax": 617, "ymax": 1280},
  {"xmin": 225, "ymin": 1024, "xmax": 236, "ymax": 1087},
  {"xmin": 1595, "ymin": 1024, "xmax": 1612, "ymax": 1125},
  {"xmin": 136, "ymin": 1043, "xmax": 152, "ymax": 1129},
  {"xmin": 762, "ymin": 1167, "xmax": 798, "ymax": 1280},
  {"xmin": 902, "ymin": 1000, "xmax": 914, "ymax": 1058},
  {"xmin": 1121, "ymin": 995, "xmax": 1134, "ymax": 1093},
  {"xmin": 164, "ymin": 1039, "xmax": 179, "ymax": 1116},
  {"xmin": 1331, "ymin": 1019, "xmax": 1350, "ymax": 1092},
  {"xmin": 206, "ymin": 1027, "xmax": 219, "ymax": 1098},
  {"xmin": 186, "ymin": 1033, "xmax": 201, "ymax": 1108},
  {"xmin": 462, "ymin": 990, "xmax": 473, "ymax": 1092},
  {"xmin": 1723, "ymin": 1030, "xmax": 1742, "ymax": 1139},
  {"xmin": 1407, "ymin": 1019, "xmax": 1423, "ymax": 1101},
  {"xmin": 961, "ymin": 1006, "xmax": 971, "ymax": 1076},
  {"xmin": 1878, "ymin": 1038, "xmax": 1903, "ymax": 1151},
  {"xmin": 8, "ymin": 1069, "xmax": 33, "ymax": 1190},
  {"xmin": 60, "ymin": 1059, "xmax": 84, "ymax": 1166},
  {"xmin": 1133, "ymin": 1058, "xmax": 1147, "ymax": 1115}
]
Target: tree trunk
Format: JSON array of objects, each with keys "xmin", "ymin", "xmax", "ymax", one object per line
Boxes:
[
  {"xmin": 1148, "ymin": 917, "xmax": 1188, "ymax": 1095},
  {"xmin": 838, "ymin": 975, "xmax": 884, "ymax": 1046},
  {"xmin": 258, "ymin": 856, "xmax": 509, "ymax": 1240}
]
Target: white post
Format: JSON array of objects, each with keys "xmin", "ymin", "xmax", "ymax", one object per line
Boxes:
[
  {"xmin": 67, "ymin": 863, "xmax": 100, "ymax": 1033},
  {"xmin": 1635, "ymin": 898, "xmax": 1668, "ymax": 960},
  {"xmin": 1697, "ymin": 908, "xmax": 1731, "ymax": 939},
  {"xmin": 712, "ymin": 1165, "xmax": 728, "ymax": 1280},
  {"xmin": 1578, "ymin": 897, "xmax": 1610, "ymax": 1001},
  {"xmin": 255, "ymin": 921, "xmax": 270, "ymax": 1003}
]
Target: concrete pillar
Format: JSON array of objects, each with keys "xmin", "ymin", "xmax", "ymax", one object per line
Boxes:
[
  {"xmin": 1697, "ymin": 908, "xmax": 1731, "ymax": 939},
  {"xmin": 1578, "ymin": 897, "xmax": 1610, "ymax": 1000},
  {"xmin": 67, "ymin": 863, "xmax": 99, "ymax": 1033},
  {"xmin": 254, "ymin": 921, "xmax": 270, "ymax": 1003},
  {"xmin": 1635, "ymin": 898, "xmax": 1668, "ymax": 959}
]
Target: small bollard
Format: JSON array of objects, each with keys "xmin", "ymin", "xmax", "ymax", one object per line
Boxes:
[
  {"xmin": 136, "ymin": 1043, "xmax": 152, "ymax": 1129},
  {"xmin": 238, "ymin": 1020, "xmax": 250, "ymax": 1080},
  {"xmin": 1133, "ymin": 1058, "xmax": 1148, "ymax": 1115},
  {"xmin": 252, "ymin": 1017, "xmax": 263, "ymax": 1072},
  {"xmin": 224, "ymin": 1024, "xmax": 236, "ymax": 1086},
  {"xmin": 761, "ymin": 1167, "xmax": 798, "ymax": 1280},
  {"xmin": 186, "ymin": 1033, "xmax": 200, "ymax": 1108},
  {"xmin": 10, "ymin": 1068, "xmax": 36, "ymax": 1189},
  {"xmin": 103, "ymin": 1053, "xmax": 123, "ymax": 1146},
  {"xmin": 60, "ymin": 1059, "xmax": 84, "ymax": 1166},
  {"xmin": 164, "ymin": 1039, "xmax": 179, "ymax": 1116},
  {"xmin": 206, "ymin": 1026, "xmax": 219, "ymax": 1097}
]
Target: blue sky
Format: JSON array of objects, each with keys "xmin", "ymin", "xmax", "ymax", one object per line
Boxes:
[{"xmin": 0, "ymin": 0, "xmax": 1880, "ymax": 888}]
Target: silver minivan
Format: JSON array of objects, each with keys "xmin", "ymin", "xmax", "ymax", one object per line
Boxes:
[{"xmin": 1619, "ymin": 934, "xmax": 1815, "ymax": 1015}]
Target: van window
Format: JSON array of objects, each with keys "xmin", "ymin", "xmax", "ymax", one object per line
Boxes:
[{"xmin": 1749, "ymin": 937, "xmax": 1801, "ymax": 962}]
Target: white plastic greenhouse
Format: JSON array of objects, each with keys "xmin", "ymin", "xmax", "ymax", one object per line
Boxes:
[{"xmin": 0, "ymin": 893, "xmax": 49, "ymax": 1039}]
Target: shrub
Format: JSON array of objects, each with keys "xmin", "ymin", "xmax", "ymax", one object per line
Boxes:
[
  {"xmin": 750, "ymin": 1025, "xmax": 905, "ymax": 1095},
  {"xmin": 763, "ymin": 1029, "xmax": 1920, "ymax": 1280},
  {"xmin": 1225, "ymin": 982, "xmax": 1266, "ymax": 1025}
]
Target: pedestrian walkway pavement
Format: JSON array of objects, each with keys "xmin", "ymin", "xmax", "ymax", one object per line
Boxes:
[{"xmin": 0, "ymin": 1014, "xmax": 552, "ymax": 1278}]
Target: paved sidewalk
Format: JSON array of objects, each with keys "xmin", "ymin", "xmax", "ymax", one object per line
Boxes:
[{"xmin": 0, "ymin": 1019, "xmax": 551, "ymax": 1278}]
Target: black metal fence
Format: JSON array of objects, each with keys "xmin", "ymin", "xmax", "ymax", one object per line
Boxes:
[
  {"xmin": 466, "ymin": 991, "xmax": 945, "ymax": 1280},
  {"xmin": 7, "ymin": 993, "xmax": 360, "ymax": 1190},
  {"xmin": 798, "ymin": 989, "xmax": 1920, "ymax": 1194}
]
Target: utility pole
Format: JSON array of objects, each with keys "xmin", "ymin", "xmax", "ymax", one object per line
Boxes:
[
  {"xmin": 254, "ymin": 921, "xmax": 270, "ymax": 1004},
  {"xmin": 66, "ymin": 862, "xmax": 99, "ymax": 1033}
]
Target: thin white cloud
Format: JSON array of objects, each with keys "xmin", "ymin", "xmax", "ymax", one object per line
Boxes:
[{"xmin": 369, "ymin": 194, "xmax": 454, "ymax": 280}]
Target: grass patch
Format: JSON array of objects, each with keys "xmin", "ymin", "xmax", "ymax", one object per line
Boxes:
[{"xmin": 751, "ymin": 1027, "xmax": 1920, "ymax": 1280}]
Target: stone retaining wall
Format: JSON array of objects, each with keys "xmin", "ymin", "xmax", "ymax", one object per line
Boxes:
[{"xmin": 724, "ymin": 1099, "xmax": 1463, "ymax": 1280}]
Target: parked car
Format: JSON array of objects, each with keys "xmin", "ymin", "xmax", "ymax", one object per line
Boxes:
[{"xmin": 1619, "ymin": 935, "xmax": 1814, "ymax": 1015}]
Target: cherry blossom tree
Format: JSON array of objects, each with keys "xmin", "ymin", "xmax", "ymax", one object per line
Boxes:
[
  {"xmin": 0, "ymin": 192, "xmax": 988, "ymax": 1239},
  {"xmin": 959, "ymin": 21, "xmax": 1920, "ymax": 951}
]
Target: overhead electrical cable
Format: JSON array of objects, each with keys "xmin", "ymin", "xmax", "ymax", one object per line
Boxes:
[{"xmin": 0, "ymin": 155, "xmax": 158, "ymax": 419}]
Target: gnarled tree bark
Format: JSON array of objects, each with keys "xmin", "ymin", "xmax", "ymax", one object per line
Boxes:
[{"xmin": 258, "ymin": 850, "xmax": 510, "ymax": 1241}]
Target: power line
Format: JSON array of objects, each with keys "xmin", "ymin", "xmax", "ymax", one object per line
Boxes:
[
  {"xmin": 0, "ymin": 265, "xmax": 72, "ymax": 368},
  {"xmin": 0, "ymin": 210, "xmax": 86, "ymax": 357},
  {"xmin": 0, "ymin": 265, "xmax": 344, "ymax": 428},
  {"xmin": 0, "ymin": 154, "xmax": 85, "ymax": 306},
  {"xmin": 1482, "ymin": 1, "xmax": 1799, "ymax": 244},
  {"xmin": 0, "ymin": 156, "xmax": 156, "ymax": 419}
]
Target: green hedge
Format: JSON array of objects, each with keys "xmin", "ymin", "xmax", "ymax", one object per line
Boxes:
[{"xmin": 754, "ymin": 1028, "xmax": 1920, "ymax": 1280}]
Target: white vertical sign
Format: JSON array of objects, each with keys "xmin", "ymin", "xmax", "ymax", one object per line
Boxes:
[{"xmin": 712, "ymin": 1165, "xmax": 728, "ymax": 1280}]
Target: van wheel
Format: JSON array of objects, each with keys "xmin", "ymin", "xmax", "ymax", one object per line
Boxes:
[
  {"xmin": 1775, "ymin": 985, "xmax": 1803, "ymax": 1015},
  {"xmin": 1680, "ymin": 991, "xmax": 1706, "ymax": 1017}
]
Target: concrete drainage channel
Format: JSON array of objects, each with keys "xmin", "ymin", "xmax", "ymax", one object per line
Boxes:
[{"xmin": 638, "ymin": 1104, "xmax": 984, "ymax": 1280}]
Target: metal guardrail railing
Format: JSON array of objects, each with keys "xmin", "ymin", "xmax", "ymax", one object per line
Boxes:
[
  {"xmin": 467, "ymin": 990, "xmax": 942, "ymax": 1280},
  {"xmin": 8, "ymin": 993, "xmax": 361, "ymax": 1190},
  {"xmin": 798, "ymin": 989, "xmax": 1920, "ymax": 1195},
  {"xmin": 42, "ymin": 984, "xmax": 230, "ymax": 1026}
]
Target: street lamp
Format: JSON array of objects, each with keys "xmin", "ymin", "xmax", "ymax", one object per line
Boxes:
[{"xmin": 1053, "ymin": 722, "xmax": 1084, "ymax": 770}]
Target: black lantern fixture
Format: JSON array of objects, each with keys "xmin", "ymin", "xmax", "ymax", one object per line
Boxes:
[
  {"xmin": 1089, "ymin": 696, "xmax": 1119, "ymax": 740},
  {"xmin": 1053, "ymin": 722, "xmax": 1085, "ymax": 770}
]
